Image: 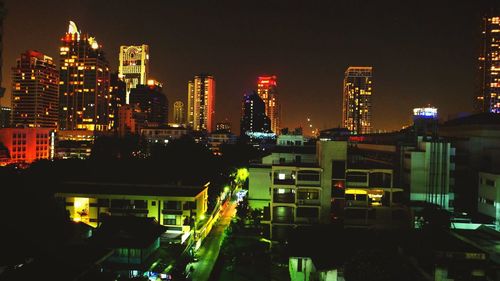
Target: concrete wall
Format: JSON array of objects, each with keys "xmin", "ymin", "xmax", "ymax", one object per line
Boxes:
[{"xmin": 248, "ymin": 166, "xmax": 272, "ymax": 210}]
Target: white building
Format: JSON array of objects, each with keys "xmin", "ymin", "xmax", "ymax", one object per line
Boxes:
[
  {"xmin": 118, "ymin": 45, "xmax": 149, "ymax": 104},
  {"xmin": 404, "ymin": 137, "xmax": 455, "ymax": 210},
  {"xmin": 478, "ymin": 172, "xmax": 500, "ymax": 230}
]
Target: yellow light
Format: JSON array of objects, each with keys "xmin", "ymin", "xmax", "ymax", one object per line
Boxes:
[{"xmin": 345, "ymin": 189, "xmax": 368, "ymax": 195}]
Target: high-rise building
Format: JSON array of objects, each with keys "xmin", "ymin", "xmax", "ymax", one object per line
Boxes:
[
  {"xmin": 240, "ymin": 91, "xmax": 271, "ymax": 137},
  {"xmin": 342, "ymin": 66, "xmax": 373, "ymax": 134},
  {"xmin": 118, "ymin": 45, "xmax": 149, "ymax": 104},
  {"xmin": 11, "ymin": 50, "xmax": 59, "ymax": 128},
  {"xmin": 0, "ymin": 0, "xmax": 6, "ymax": 99},
  {"xmin": 216, "ymin": 121, "xmax": 231, "ymax": 133},
  {"xmin": 129, "ymin": 80, "xmax": 168, "ymax": 128},
  {"xmin": 0, "ymin": 106, "xmax": 10, "ymax": 128},
  {"xmin": 173, "ymin": 100, "xmax": 185, "ymax": 125},
  {"xmin": 257, "ymin": 76, "xmax": 280, "ymax": 134},
  {"xmin": 476, "ymin": 15, "xmax": 500, "ymax": 113},
  {"xmin": 59, "ymin": 21, "xmax": 111, "ymax": 131},
  {"xmin": 187, "ymin": 74, "xmax": 215, "ymax": 132}
]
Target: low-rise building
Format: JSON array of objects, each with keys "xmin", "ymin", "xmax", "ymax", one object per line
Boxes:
[
  {"xmin": 141, "ymin": 126, "xmax": 189, "ymax": 145},
  {"xmin": 478, "ymin": 172, "xmax": 500, "ymax": 230},
  {"xmin": 208, "ymin": 131, "xmax": 236, "ymax": 155},
  {"xmin": 0, "ymin": 127, "xmax": 52, "ymax": 164},
  {"xmin": 252, "ymin": 140, "xmax": 348, "ymax": 240},
  {"xmin": 55, "ymin": 182, "xmax": 209, "ymax": 244},
  {"xmin": 55, "ymin": 130, "xmax": 95, "ymax": 159}
]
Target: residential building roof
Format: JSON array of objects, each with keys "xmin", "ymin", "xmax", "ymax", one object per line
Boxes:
[{"xmin": 56, "ymin": 181, "xmax": 208, "ymax": 198}]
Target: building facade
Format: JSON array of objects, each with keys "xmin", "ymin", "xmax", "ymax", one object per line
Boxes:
[
  {"xmin": 0, "ymin": 127, "xmax": 52, "ymax": 163},
  {"xmin": 249, "ymin": 140, "xmax": 348, "ymax": 239},
  {"xmin": 187, "ymin": 75, "xmax": 215, "ymax": 132},
  {"xmin": 0, "ymin": 106, "xmax": 10, "ymax": 128},
  {"xmin": 478, "ymin": 172, "xmax": 500, "ymax": 230},
  {"xmin": 129, "ymin": 81, "xmax": 168, "ymax": 128},
  {"xmin": 173, "ymin": 100, "xmax": 185, "ymax": 126},
  {"xmin": 476, "ymin": 15, "xmax": 500, "ymax": 113},
  {"xmin": 59, "ymin": 21, "xmax": 112, "ymax": 132},
  {"xmin": 55, "ymin": 182, "xmax": 209, "ymax": 241},
  {"xmin": 257, "ymin": 76, "xmax": 280, "ymax": 134},
  {"xmin": 240, "ymin": 91, "xmax": 271, "ymax": 137},
  {"xmin": 342, "ymin": 66, "xmax": 373, "ymax": 134},
  {"xmin": 11, "ymin": 50, "xmax": 59, "ymax": 128},
  {"xmin": 118, "ymin": 45, "xmax": 149, "ymax": 105},
  {"xmin": 141, "ymin": 126, "xmax": 189, "ymax": 144}
]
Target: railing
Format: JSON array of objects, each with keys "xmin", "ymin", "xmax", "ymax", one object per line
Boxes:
[
  {"xmin": 296, "ymin": 199, "xmax": 320, "ymax": 206},
  {"xmin": 296, "ymin": 179, "xmax": 321, "ymax": 186},
  {"xmin": 294, "ymin": 217, "xmax": 319, "ymax": 224},
  {"xmin": 273, "ymin": 178, "xmax": 296, "ymax": 185},
  {"xmin": 273, "ymin": 193, "xmax": 295, "ymax": 203},
  {"xmin": 162, "ymin": 209, "xmax": 183, "ymax": 215},
  {"xmin": 109, "ymin": 208, "xmax": 148, "ymax": 214},
  {"xmin": 273, "ymin": 216, "xmax": 294, "ymax": 223}
]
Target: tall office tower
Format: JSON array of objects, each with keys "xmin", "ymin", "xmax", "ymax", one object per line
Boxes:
[
  {"xmin": 173, "ymin": 100, "xmax": 185, "ymax": 125},
  {"xmin": 342, "ymin": 66, "xmax": 373, "ymax": 134},
  {"xmin": 11, "ymin": 51, "xmax": 59, "ymax": 128},
  {"xmin": 476, "ymin": 15, "xmax": 500, "ymax": 113},
  {"xmin": 257, "ymin": 76, "xmax": 280, "ymax": 134},
  {"xmin": 240, "ymin": 91, "xmax": 271, "ymax": 137},
  {"xmin": 0, "ymin": 0, "xmax": 6, "ymax": 99},
  {"xmin": 187, "ymin": 74, "xmax": 215, "ymax": 132},
  {"xmin": 59, "ymin": 21, "xmax": 111, "ymax": 131},
  {"xmin": 118, "ymin": 45, "xmax": 149, "ymax": 104},
  {"xmin": 129, "ymin": 80, "xmax": 168, "ymax": 127},
  {"xmin": 0, "ymin": 106, "xmax": 10, "ymax": 127}
]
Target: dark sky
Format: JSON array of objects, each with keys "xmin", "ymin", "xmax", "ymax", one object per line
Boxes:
[{"xmin": 1, "ymin": 0, "xmax": 499, "ymax": 134}]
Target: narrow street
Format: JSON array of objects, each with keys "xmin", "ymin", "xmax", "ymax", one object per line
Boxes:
[{"xmin": 189, "ymin": 200, "xmax": 237, "ymax": 281}]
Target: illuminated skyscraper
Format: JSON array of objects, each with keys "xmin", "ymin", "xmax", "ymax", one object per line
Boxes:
[
  {"xmin": 0, "ymin": 0, "xmax": 6, "ymax": 99},
  {"xmin": 187, "ymin": 75, "xmax": 215, "ymax": 132},
  {"xmin": 476, "ymin": 15, "xmax": 500, "ymax": 113},
  {"xmin": 173, "ymin": 100, "xmax": 185, "ymax": 125},
  {"xmin": 257, "ymin": 76, "xmax": 280, "ymax": 134},
  {"xmin": 118, "ymin": 45, "xmax": 149, "ymax": 104},
  {"xmin": 11, "ymin": 50, "xmax": 59, "ymax": 128},
  {"xmin": 59, "ymin": 21, "xmax": 111, "ymax": 131},
  {"xmin": 342, "ymin": 66, "xmax": 373, "ymax": 134}
]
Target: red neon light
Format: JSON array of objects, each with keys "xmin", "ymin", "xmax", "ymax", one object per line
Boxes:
[{"xmin": 349, "ymin": 136, "xmax": 366, "ymax": 142}]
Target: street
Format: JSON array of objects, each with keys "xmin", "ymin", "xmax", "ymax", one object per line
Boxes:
[{"xmin": 189, "ymin": 200, "xmax": 237, "ymax": 281}]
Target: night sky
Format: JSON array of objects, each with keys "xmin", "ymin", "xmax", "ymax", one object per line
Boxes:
[{"xmin": 1, "ymin": 0, "xmax": 499, "ymax": 134}]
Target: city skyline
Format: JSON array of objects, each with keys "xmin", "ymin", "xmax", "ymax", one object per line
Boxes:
[{"xmin": 0, "ymin": 0, "xmax": 499, "ymax": 134}]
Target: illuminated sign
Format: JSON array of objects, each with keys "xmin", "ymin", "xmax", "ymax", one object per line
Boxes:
[
  {"xmin": 413, "ymin": 107, "xmax": 438, "ymax": 119},
  {"xmin": 245, "ymin": 131, "xmax": 276, "ymax": 139}
]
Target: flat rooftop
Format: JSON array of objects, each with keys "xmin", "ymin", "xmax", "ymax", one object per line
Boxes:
[{"xmin": 56, "ymin": 181, "xmax": 208, "ymax": 197}]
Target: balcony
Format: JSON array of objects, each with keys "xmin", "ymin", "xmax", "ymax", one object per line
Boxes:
[
  {"xmin": 296, "ymin": 199, "xmax": 321, "ymax": 206},
  {"xmin": 273, "ymin": 206, "xmax": 294, "ymax": 223},
  {"xmin": 162, "ymin": 209, "xmax": 183, "ymax": 215},
  {"xmin": 273, "ymin": 178, "xmax": 296, "ymax": 185},
  {"xmin": 273, "ymin": 193, "xmax": 295, "ymax": 204},
  {"xmin": 294, "ymin": 217, "xmax": 319, "ymax": 224},
  {"xmin": 273, "ymin": 215, "xmax": 294, "ymax": 224},
  {"xmin": 109, "ymin": 207, "xmax": 148, "ymax": 215}
]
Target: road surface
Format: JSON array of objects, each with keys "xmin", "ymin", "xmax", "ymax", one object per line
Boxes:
[{"xmin": 189, "ymin": 200, "xmax": 236, "ymax": 281}]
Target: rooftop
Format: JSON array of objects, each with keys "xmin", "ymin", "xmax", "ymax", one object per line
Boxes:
[
  {"xmin": 56, "ymin": 181, "xmax": 208, "ymax": 198},
  {"xmin": 442, "ymin": 113, "xmax": 500, "ymax": 127},
  {"xmin": 92, "ymin": 216, "xmax": 167, "ymax": 249}
]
